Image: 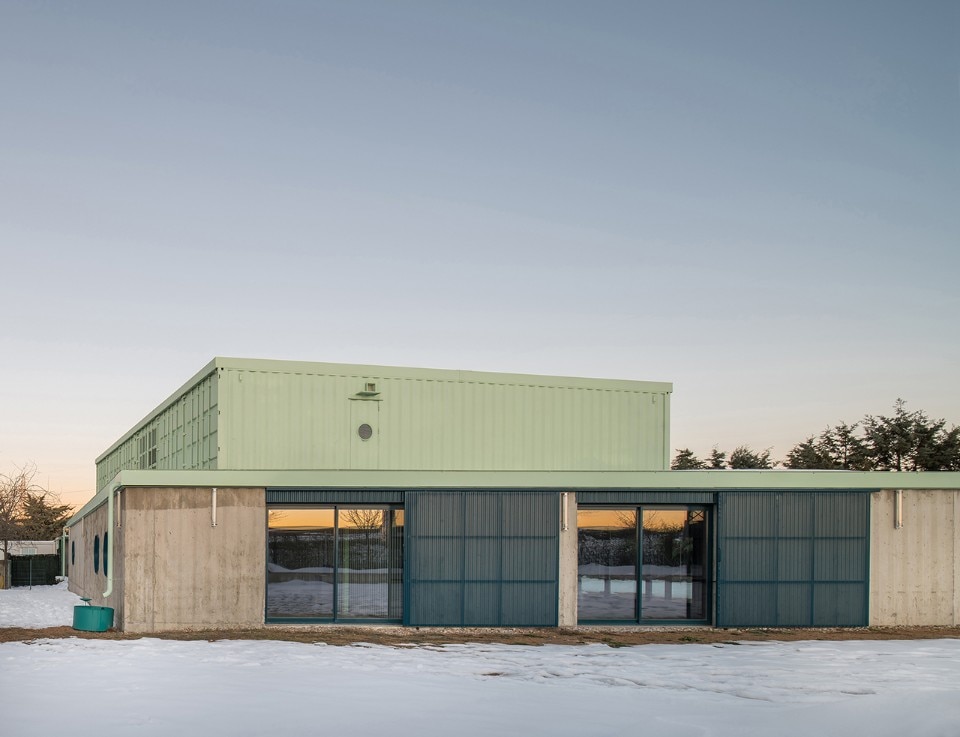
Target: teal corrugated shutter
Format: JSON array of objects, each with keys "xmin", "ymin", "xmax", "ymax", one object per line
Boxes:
[
  {"xmin": 716, "ymin": 491, "xmax": 868, "ymax": 627},
  {"xmin": 406, "ymin": 491, "xmax": 559, "ymax": 626}
]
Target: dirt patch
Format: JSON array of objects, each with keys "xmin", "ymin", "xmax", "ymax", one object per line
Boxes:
[{"xmin": 2, "ymin": 624, "xmax": 959, "ymax": 647}]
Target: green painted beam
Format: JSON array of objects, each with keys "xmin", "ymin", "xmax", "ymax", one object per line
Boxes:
[{"xmin": 67, "ymin": 468, "xmax": 960, "ymax": 527}]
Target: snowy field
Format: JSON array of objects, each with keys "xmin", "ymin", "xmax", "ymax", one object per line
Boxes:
[{"xmin": 3, "ymin": 584, "xmax": 960, "ymax": 737}]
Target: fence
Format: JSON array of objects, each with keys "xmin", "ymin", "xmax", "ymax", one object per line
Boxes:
[{"xmin": 10, "ymin": 554, "xmax": 61, "ymax": 587}]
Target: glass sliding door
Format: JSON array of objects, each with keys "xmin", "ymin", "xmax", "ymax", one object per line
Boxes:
[
  {"xmin": 578, "ymin": 505, "xmax": 710, "ymax": 623},
  {"xmin": 337, "ymin": 508, "xmax": 404, "ymax": 620},
  {"xmin": 641, "ymin": 509, "xmax": 708, "ymax": 621},
  {"xmin": 577, "ymin": 509, "xmax": 638, "ymax": 621},
  {"xmin": 267, "ymin": 509, "xmax": 335, "ymax": 619},
  {"xmin": 267, "ymin": 506, "xmax": 403, "ymax": 622}
]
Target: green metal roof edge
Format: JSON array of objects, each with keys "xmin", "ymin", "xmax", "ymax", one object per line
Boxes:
[
  {"xmin": 95, "ymin": 358, "xmax": 219, "ymax": 464},
  {"xmin": 67, "ymin": 483, "xmax": 111, "ymax": 527},
  {"xmin": 67, "ymin": 468, "xmax": 960, "ymax": 527},
  {"xmin": 213, "ymin": 356, "xmax": 674, "ymax": 393}
]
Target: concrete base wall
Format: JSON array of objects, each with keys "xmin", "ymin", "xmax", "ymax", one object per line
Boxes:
[
  {"xmin": 67, "ymin": 501, "xmax": 124, "ymax": 621},
  {"xmin": 557, "ymin": 492, "xmax": 577, "ymax": 626},
  {"xmin": 64, "ymin": 484, "xmax": 960, "ymax": 632},
  {"xmin": 870, "ymin": 490, "xmax": 960, "ymax": 626},
  {"xmin": 122, "ymin": 487, "xmax": 266, "ymax": 632}
]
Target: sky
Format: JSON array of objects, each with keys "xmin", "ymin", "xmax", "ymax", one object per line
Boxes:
[{"xmin": 1, "ymin": 1, "xmax": 957, "ymax": 509}]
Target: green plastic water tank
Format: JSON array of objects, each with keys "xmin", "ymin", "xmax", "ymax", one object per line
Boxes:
[{"xmin": 73, "ymin": 605, "xmax": 114, "ymax": 632}]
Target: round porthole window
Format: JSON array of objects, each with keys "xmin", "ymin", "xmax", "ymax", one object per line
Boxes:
[{"xmin": 357, "ymin": 423, "xmax": 373, "ymax": 440}]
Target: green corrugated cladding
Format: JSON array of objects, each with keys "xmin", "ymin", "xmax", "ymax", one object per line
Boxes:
[
  {"xmin": 716, "ymin": 491, "xmax": 869, "ymax": 627},
  {"xmin": 96, "ymin": 370, "xmax": 218, "ymax": 490},
  {"xmin": 405, "ymin": 491, "xmax": 559, "ymax": 626},
  {"xmin": 96, "ymin": 358, "xmax": 672, "ymax": 490}
]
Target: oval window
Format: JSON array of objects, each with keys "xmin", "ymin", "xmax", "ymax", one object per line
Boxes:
[
  {"xmin": 71, "ymin": 540, "xmax": 75, "ymax": 566},
  {"xmin": 93, "ymin": 534, "xmax": 100, "ymax": 574},
  {"xmin": 103, "ymin": 532, "xmax": 109, "ymax": 576}
]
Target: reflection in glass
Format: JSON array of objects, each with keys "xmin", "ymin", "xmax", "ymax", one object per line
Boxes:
[
  {"xmin": 577, "ymin": 509, "xmax": 637, "ymax": 620},
  {"xmin": 641, "ymin": 509, "xmax": 708, "ymax": 620},
  {"xmin": 337, "ymin": 508, "xmax": 404, "ymax": 619},
  {"xmin": 267, "ymin": 507, "xmax": 404, "ymax": 621},
  {"xmin": 577, "ymin": 506, "xmax": 710, "ymax": 623},
  {"xmin": 267, "ymin": 509, "xmax": 335, "ymax": 618}
]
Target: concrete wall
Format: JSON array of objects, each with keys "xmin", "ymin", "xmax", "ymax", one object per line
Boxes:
[
  {"xmin": 122, "ymin": 487, "xmax": 266, "ymax": 632},
  {"xmin": 557, "ymin": 492, "xmax": 578, "ymax": 626},
  {"xmin": 66, "ymin": 500, "xmax": 124, "ymax": 622},
  {"xmin": 870, "ymin": 489, "xmax": 960, "ymax": 626}
]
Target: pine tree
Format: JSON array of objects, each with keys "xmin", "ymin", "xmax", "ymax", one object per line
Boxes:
[
  {"xmin": 864, "ymin": 399, "xmax": 960, "ymax": 471},
  {"xmin": 19, "ymin": 493, "xmax": 72, "ymax": 540},
  {"xmin": 729, "ymin": 445, "xmax": 774, "ymax": 469},
  {"xmin": 706, "ymin": 448, "xmax": 727, "ymax": 469},
  {"xmin": 784, "ymin": 437, "xmax": 829, "ymax": 469},
  {"xmin": 671, "ymin": 449, "xmax": 706, "ymax": 470}
]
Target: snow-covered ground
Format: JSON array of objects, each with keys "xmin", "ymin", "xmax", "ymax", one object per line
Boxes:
[
  {"xmin": 2, "ymin": 584, "xmax": 960, "ymax": 737},
  {"xmin": 0, "ymin": 579, "xmax": 79, "ymax": 627}
]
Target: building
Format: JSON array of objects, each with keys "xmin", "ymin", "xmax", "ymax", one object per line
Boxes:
[{"xmin": 66, "ymin": 357, "xmax": 960, "ymax": 632}]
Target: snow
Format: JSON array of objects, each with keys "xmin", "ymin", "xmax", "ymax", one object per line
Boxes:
[
  {"xmin": 0, "ymin": 579, "xmax": 80, "ymax": 627},
  {"xmin": 3, "ymin": 585, "xmax": 960, "ymax": 736}
]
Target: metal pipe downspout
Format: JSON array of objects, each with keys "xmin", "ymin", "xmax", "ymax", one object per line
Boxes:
[
  {"xmin": 103, "ymin": 486, "xmax": 116, "ymax": 598},
  {"xmin": 895, "ymin": 489, "xmax": 904, "ymax": 529},
  {"xmin": 61, "ymin": 526, "xmax": 68, "ymax": 578}
]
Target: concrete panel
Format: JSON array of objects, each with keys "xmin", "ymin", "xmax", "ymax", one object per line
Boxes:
[
  {"xmin": 122, "ymin": 487, "xmax": 265, "ymax": 632},
  {"xmin": 66, "ymin": 500, "xmax": 124, "ymax": 623},
  {"xmin": 558, "ymin": 492, "xmax": 577, "ymax": 626},
  {"xmin": 870, "ymin": 490, "xmax": 959, "ymax": 626}
]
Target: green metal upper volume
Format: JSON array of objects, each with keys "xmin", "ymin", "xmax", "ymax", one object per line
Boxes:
[{"xmin": 96, "ymin": 357, "xmax": 674, "ymax": 490}]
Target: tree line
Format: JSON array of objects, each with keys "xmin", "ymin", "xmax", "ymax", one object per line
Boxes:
[
  {"xmin": 672, "ymin": 400, "xmax": 960, "ymax": 471},
  {"xmin": 1, "ymin": 464, "xmax": 73, "ymax": 584}
]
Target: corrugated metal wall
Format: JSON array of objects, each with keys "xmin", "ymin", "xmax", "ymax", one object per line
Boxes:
[
  {"xmin": 266, "ymin": 489, "xmax": 405, "ymax": 505},
  {"xmin": 217, "ymin": 366, "xmax": 669, "ymax": 471},
  {"xmin": 96, "ymin": 372, "xmax": 219, "ymax": 490},
  {"xmin": 578, "ymin": 490, "xmax": 715, "ymax": 505},
  {"xmin": 716, "ymin": 491, "xmax": 869, "ymax": 627},
  {"xmin": 405, "ymin": 491, "xmax": 559, "ymax": 626}
]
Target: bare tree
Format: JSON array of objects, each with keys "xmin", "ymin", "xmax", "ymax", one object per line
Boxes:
[
  {"xmin": 341, "ymin": 508, "xmax": 385, "ymax": 532},
  {"xmin": 0, "ymin": 464, "xmax": 52, "ymax": 588},
  {"xmin": 340, "ymin": 509, "xmax": 387, "ymax": 569}
]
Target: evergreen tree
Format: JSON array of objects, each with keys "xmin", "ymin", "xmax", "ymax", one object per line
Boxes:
[
  {"xmin": 1, "ymin": 465, "xmax": 65, "ymax": 589},
  {"xmin": 864, "ymin": 399, "xmax": 960, "ymax": 471},
  {"xmin": 729, "ymin": 445, "xmax": 774, "ymax": 469},
  {"xmin": 706, "ymin": 448, "xmax": 727, "ymax": 469},
  {"xmin": 784, "ymin": 436, "xmax": 829, "ymax": 469},
  {"xmin": 19, "ymin": 492, "xmax": 72, "ymax": 540},
  {"xmin": 820, "ymin": 421, "xmax": 870, "ymax": 470},
  {"xmin": 671, "ymin": 448, "xmax": 706, "ymax": 470},
  {"xmin": 785, "ymin": 423, "xmax": 869, "ymax": 469}
]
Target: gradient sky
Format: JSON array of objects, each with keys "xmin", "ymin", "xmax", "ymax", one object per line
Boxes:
[{"xmin": 1, "ymin": 1, "xmax": 957, "ymax": 509}]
